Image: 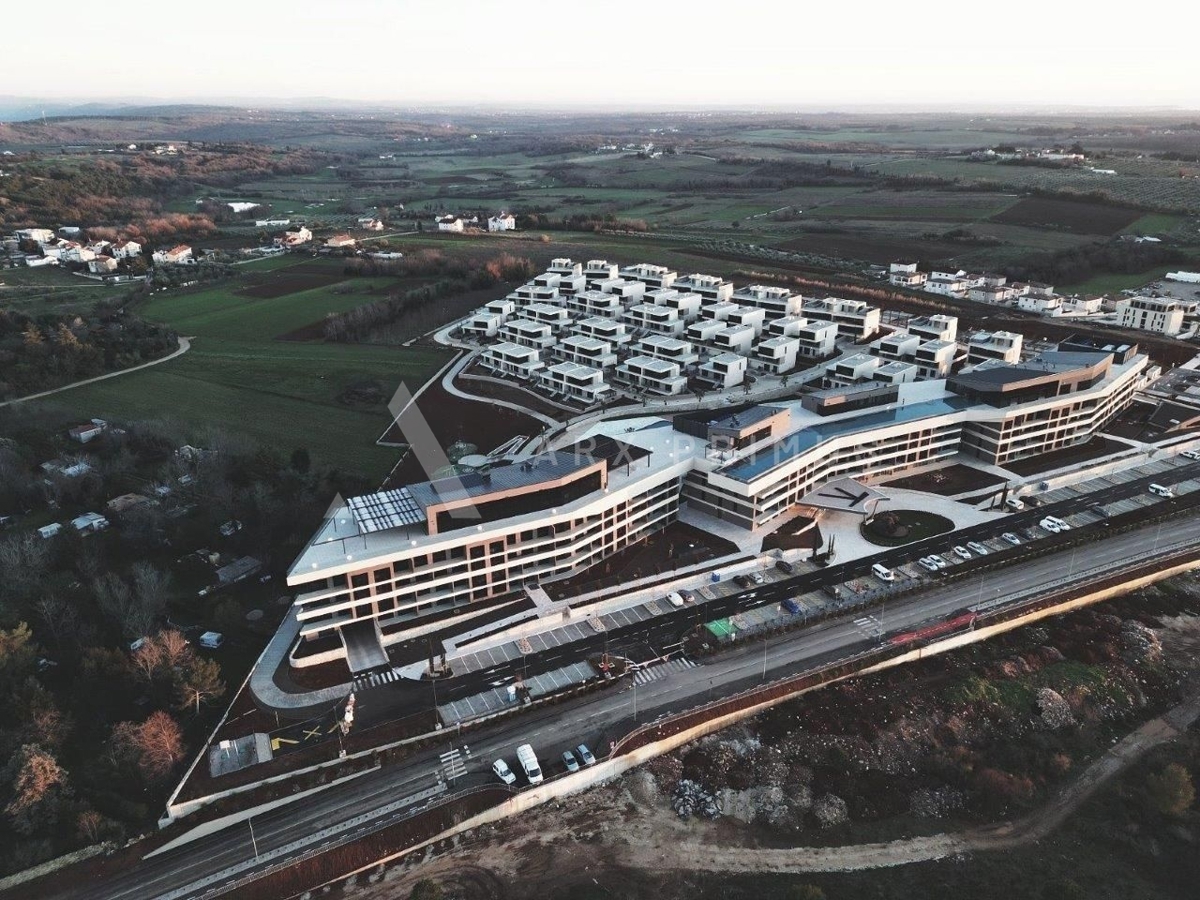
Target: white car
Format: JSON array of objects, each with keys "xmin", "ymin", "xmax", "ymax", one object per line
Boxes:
[
  {"xmin": 966, "ymin": 541, "xmax": 989, "ymax": 556},
  {"xmin": 492, "ymin": 758, "xmax": 517, "ymax": 785},
  {"xmin": 666, "ymin": 591, "xmax": 685, "ymax": 608},
  {"xmin": 1002, "ymin": 532, "xmax": 1022, "ymax": 545},
  {"xmin": 751, "ymin": 572, "xmax": 765, "ymax": 585},
  {"xmin": 918, "ymin": 557, "xmax": 940, "ymax": 572},
  {"xmin": 953, "ymin": 545, "xmax": 972, "ymax": 560},
  {"xmin": 1004, "ymin": 497, "xmax": 1024, "ymax": 511},
  {"xmin": 1182, "ymin": 450, "xmax": 1200, "ymax": 461},
  {"xmin": 1040, "ymin": 517, "xmax": 1062, "ymax": 534}
]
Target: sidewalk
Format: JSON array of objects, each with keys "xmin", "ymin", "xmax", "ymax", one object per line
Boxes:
[{"xmin": 814, "ymin": 487, "xmax": 1006, "ymax": 564}]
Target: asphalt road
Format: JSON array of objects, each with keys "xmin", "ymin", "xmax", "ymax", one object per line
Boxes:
[
  {"xmin": 350, "ymin": 459, "xmax": 1200, "ymax": 729},
  {"xmin": 53, "ymin": 505, "xmax": 1200, "ymax": 900}
]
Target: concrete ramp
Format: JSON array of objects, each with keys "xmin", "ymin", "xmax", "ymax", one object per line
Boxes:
[{"xmin": 340, "ymin": 620, "xmax": 389, "ymax": 673}]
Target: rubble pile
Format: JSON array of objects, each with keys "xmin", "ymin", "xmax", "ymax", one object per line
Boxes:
[
  {"xmin": 1121, "ymin": 620, "xmax": 1163, "ymax": 666},
  {"xmin": 672, "ymin": 779, "xmax": 720, "ymax": 820},
  {"xmin": 1036, "ymin": 687, "xmax": 1076, "ymax": 730},
  {"xmin": 909, "ymin": 786, "xmax": 965, "ymax": 819},
  {"xmin": 812, "ymin": 793, "xmax": 849, "ymax": 828}
]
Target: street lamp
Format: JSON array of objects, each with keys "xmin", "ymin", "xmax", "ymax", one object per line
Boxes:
[{"xmin": 248, "ymin": 817, "xmax": 260, "ymax": 861}]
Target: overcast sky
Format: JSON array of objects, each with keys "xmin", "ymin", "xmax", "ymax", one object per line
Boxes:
[{"xmin": 4, "ymin": 0, "xmax": 1196, "ymax": 110}]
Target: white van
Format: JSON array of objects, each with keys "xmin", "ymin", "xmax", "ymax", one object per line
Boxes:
[
  {"xmin": 871, "ymin": 563, "xmax": 895, "ymax": 582},
  {"xmin": 1149, "ymin": 483, "xmax": 1175, "ymax": 498},
  {"xmin": 516, "ymin": 743, "xmax": 543, "ymax": 785}
]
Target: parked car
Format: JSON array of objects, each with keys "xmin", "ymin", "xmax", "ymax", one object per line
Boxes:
[
  {"xmin": 1149, "ymin": 483, "xmax": 1175, "ymax": 498},
  {"xmin": 516, "ymin": 743, "xmax": 543, "ymax": 784},
  {"xmin": 1183, "ymin": 449, "xmax": 1200, "ymax": 461},
  {"xmin": 783, "ymin": 597, "xmax": 802, "ymax": 615},
  {"xmin": 871, "ymin": 563, "xmax": 895, "ymax": 582},
  {"xmin": 198, "ymin": 631, "xmax": 224, "ymax": 649},
  {"xmin": 953, "ymin": 545, "xmax": 972, "ymax": 560},
  {"xmin": 931, "ymin": 555, "xmax": 949, "ymax": 569},
  {"xmin": 665, "ymin": 591, "xmax": 685, "ymax": 608},
  {"xmin": 1004, "ymin": 497, "xmax": 1024, "ymax": 511},
  {"xmin": 918, "ymin": 557, "xmax": 940, "ymax": 572},
  {"xmin": 966, "ymin": 541, "xmax": 989, "ymax": 556},
  {"xmin": 576, "ymin": 744, "xmax": 596, "ymax": 766},
  {"xmin": 1040, "ymin": 517, "xmax": 1062, "ymax": 534},
  {"xmin": 734, "ymin": 574, "xmax": 753, "ymax": 588},
  {"xmin": 679, "ymin": 589, "xmax": 695, "ymax": 604},
  {"xmin": 492, "ymin": 758, "xmax": 516, "ymax": 785},
  {"xmin": 776, "ymin": 559, "xmax": 796, "ymax": 575},
  {"xmin": 751, "ymin": 572, "xmax": 765, "ymax": 585},
  {"xmin": 562, "ymin": 750, "xmax": 580, "ymax": 773},
  {"xmin": 1002, "ymin": 532, "xmax": 1022, "ymax": 545}
]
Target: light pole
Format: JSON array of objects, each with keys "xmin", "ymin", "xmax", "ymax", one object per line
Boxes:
[
  {"xmin": 761, "ymin": 633, "xmax": 768, "ymax": 681},
  {"xmin": 248, "ymin": 817, "xmax": 260, "ymax": 861},
  {"xmin": 632, "ymin": 677, "xmax": 638, "ymax": 722}
]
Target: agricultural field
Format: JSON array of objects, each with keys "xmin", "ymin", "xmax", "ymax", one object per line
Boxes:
[
  {"xmin": 0, "ymin": 264, "xmax": 121, "ymax": 314},
  {"xmin": 990, "ymin": 197, "xmax": 1143, "ymax": 235},
  {"xmin": 28, "ymin": 257, "xmax": 453, "ymax": 481}
]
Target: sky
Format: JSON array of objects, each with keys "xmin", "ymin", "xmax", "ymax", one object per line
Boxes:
[{"xmin": 3, "ymin": 0, "xmax": 1196, "ymax": 110}]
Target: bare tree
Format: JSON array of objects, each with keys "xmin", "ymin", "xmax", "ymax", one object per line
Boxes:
[{"xmin": 113, "ymin": 712, "xmax": 184, "ymax": 782}]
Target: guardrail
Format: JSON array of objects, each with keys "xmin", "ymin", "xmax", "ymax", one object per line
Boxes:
[
  {"xmin": 179, "ymin": 783, "xmax": 514, "ymax": 900},
  {"xmin": 612, "ymin": 538, "xmax": 1200, "ymax": 758}
]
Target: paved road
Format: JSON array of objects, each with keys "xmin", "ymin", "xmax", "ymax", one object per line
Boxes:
[
  {"xmin": 0, "ymin": 336, "xmax": 192, "ymax": 408},
  {"xmin": 348, "ymin": 459, "xmax": 1200, "ymax": 730},
  {"xmin": 44, "ymin": 511, "xmax": 1200, "ymax": 900}
]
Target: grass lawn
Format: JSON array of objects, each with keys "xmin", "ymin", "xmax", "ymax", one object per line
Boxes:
[
  {"xmin": 34, "ymin": 338, "xmax": 447, "ymax": 481},
  {"xmin": 1060, "ymin": 266, "xmax": 1174, "ymax": 295},
  {"xmin": 1122, "ymin": 212, "xmax": 1185, "ymax": 236},
  {"xmin": 860, "ymin": 509, "xmax": 955, "ymax": 547},
  {"xmin": 141, "ymin": 277, "xmax": 401, "ymax": 341},
  {"xmin": 28, "ymin": 258, "xmax": 452, "ymax": 481}
]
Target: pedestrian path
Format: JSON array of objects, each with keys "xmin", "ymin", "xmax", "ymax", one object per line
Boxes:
[
  {"xmin": 353, "ymin": 667, "xmax": 405, "ymax": 691},
  {"xmin": 632, "ymin": 656, "xmax": 698, "ymax": 686}
]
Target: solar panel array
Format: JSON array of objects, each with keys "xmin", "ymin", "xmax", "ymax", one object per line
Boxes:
[{"xmin": 347, "ymin": 488, "xmax": 424, "ymax": 533}]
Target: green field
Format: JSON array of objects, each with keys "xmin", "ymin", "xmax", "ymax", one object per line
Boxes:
[
  {"xmin": 28, "ymin": 260, "xmax": 451, "ymax": 481},
  {"xmin": 142, "ymin": 277, "xmax": 402, "ymax": 341},
  {"xmin": 1060, "ymin": 266, "xmax": 1175, "ymax": 295}
]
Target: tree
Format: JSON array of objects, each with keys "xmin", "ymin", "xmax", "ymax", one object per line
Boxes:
[
  {"xmin": 4, "ymin": 744, "xmax": 68, "ymax": 834},
  {"xmin": 111, "ymin": 711, "xmax": 184, "ymax": 782},
  {"xmin": 1041, "ymin": 878, "xmax": 1086, "ymax": 900},
  {"xmin": 175, "ymin": 656, "xmax": 226, "ymax": 715},
  {"xmin": 1145, "ymin": 762, "xmax": 1195, "ymax": 817},
  {"xmin": 410, "ymin": 879, "xmax": 444, "ymax": 900},
  {"xmin": 290, "ymin": 447, "xmax": 311, "ymax": 474},
  {"xmin": 787, "ymin": 887, "xmax": 827, "ymax": 900},
  {"xmin": 0, "ymin": 622, "xmax": 39, "ymax": 696},
  {"xmin": 131, "ymin": 629, "xmax": 191, "ymax": 685}
]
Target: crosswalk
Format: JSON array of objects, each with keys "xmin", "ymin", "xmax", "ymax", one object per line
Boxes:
[
  {"xmin": 352, "ymin": 667, "xmax": 404, "ymax": 690},
  {"xmin": 632, "ymin": 656, "xmax": 698, "ymax": 686}
]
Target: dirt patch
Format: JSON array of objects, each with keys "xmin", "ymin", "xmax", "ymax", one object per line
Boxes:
[
  {"xmin": 457, "ymin": 370, "xmax": 575, "ymax": 421},
  {"xmin": 237, "ymin": 272, "xmax": 344, "ymax": 299},
  {"xmin": 543, "ymin": 522, "xmax": 741, "ymax": 603},
  {"xmin": 882, "ymin": 463, "xmax": 1007, "ymax": 496},
  {"xmin": 762, "ymin": 515, "xmax": 822, "ymax": 555},
  {"xmin": 379, "ymin": 383, "xmax": 544, "ymax": 487},
  {"xmin": 990, "ymin": 197, "xmax": 1142, "ymax": 236},
  {"xmin": 1003, "ymin": 436, "xmax": 1124, "ymax": 477}
]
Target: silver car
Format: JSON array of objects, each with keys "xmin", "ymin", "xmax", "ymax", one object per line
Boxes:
[{"xmin": 492, "ymin": 758, "xmax": 516, "ymax": 785}]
